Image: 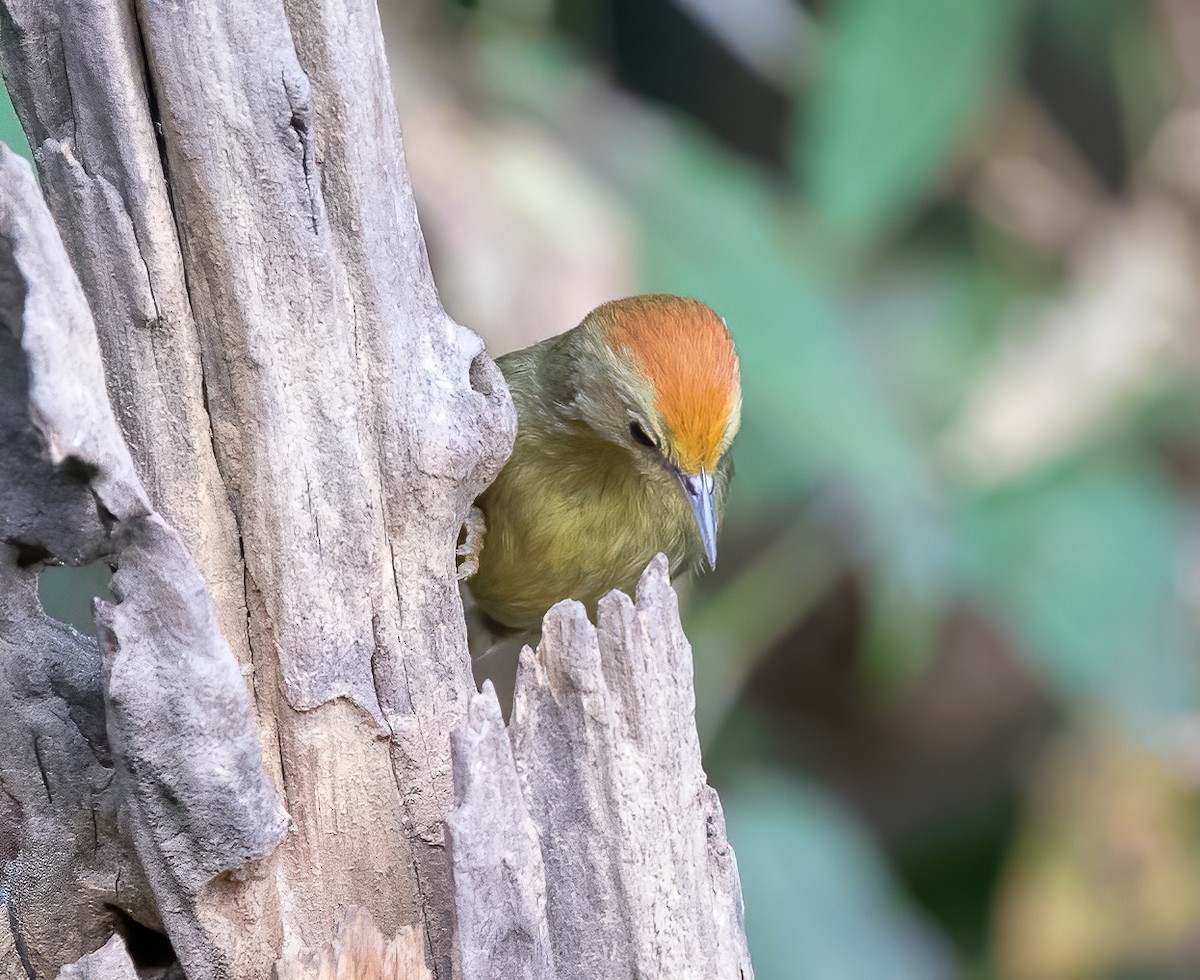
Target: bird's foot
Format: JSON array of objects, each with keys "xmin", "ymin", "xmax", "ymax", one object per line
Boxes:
[{"xmin": 456, "ymin": 505, "xmax": 486, "ymax": 580}]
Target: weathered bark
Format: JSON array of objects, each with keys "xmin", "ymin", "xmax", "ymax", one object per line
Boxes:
[
  {"xmin": 450, "ymin": 557, "xmax": 753, "ymax": 980},
  {"xmin": 1, "ymin": 0, "xmax": 512, "ymax": 974},
  {"xmin": 274, "ymin": 910, "xmax": 432, "ymax": 980},
  {"xmin": 0, "ymin": 1, "xmax": 753, "ymax": 977},
  {"xmin": 447, "ymin": 688, "xmax": 555, "ymax": 980},
  {"xmin": 0, "ymin": 147, "xmax": 285, "ymax": 976},
  {"xmin": 54, "ymin": 936, "xmax": 139, "ymax": 980}
]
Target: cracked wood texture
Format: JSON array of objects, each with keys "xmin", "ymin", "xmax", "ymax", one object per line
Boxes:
[
  {"xmin": 0, "ymin": 147, "xmax": 285, "ymax": 977},
  {"xmin": 0, "ymin": 0, "xmax": 512, "ymax": 975},
  {"xmin": 0, "ymin": 0, "xmax": 754, "ymax": 977},
  {"xmin": 449, "ymin": 557, "xmax": 754, "ymax": 980},
  {"xmin": 53, "ymin": 936, "xmax": 139, "ymax": 980}
]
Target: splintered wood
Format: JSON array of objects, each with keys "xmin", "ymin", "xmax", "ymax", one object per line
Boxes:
[
  {"xmin": 450, "ymin": 556, "xmax": 754, "ymax": 980},
  {"xmin": 0, "ymin": 0, "xmax": 752, "ymax": 975},
  {"xmin": 274, "ymin": 910, "xmax": 431, "ymax": 980}
]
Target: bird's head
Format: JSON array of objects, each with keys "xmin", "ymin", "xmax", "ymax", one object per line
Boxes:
[{"xmin": 559, "ymin": 295, "xmax": 741, "ymax": 569}]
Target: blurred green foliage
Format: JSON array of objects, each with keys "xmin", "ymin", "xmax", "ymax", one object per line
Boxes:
[
  {"xmin": 724, "ymin": 769, "xmax": 956, "ymax": 979},
  {"xmin": 38, "ymin": 563, "xmax": 116, "ymax": 638},
  {"xmin": 0, "ymin": 79, "xmax": 31, "ymax": 161},
  {"xmin": 464, "ymin": 0, "xmax": 1200, "ymax": 975},
  {"xmin": 801, "ymin": 0, "xmax": 1022, "ymax": 237},
  {"xmin": 957, "ymin": 460, "xmax": 1190, "ymax": 722}
]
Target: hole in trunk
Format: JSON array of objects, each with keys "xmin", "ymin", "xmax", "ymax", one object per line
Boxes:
[
  {"xmin": 468, "ymin": 351, "xmax": 494, "ymax": 396},
  {"xmin": 38, "ymin": 561, "xmax": 115, "ymax": 637},
  {"xmin": 107, "ymin": 906, "xmax": 179, "ymax": 973}
]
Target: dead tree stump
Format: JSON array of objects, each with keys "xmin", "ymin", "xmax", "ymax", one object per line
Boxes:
[{"xmin": 0, "ymin": 2, "xmax": 753, "ymax": 977}]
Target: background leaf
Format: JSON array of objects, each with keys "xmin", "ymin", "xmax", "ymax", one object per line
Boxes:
[
  {"xmin": 956, "ymin": 459, "xmax": 1194, "ymax": 724},
  {"xmin": 800, "ymin": 0, "xmax": 1024, "ymax": 236},
  {"xmin": 723, "ymin": 769, "xmax": 957, "ymax": 980}
]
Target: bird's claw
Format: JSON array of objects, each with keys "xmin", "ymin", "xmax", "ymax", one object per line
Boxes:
[{"xmin": 456, "ymin": 505, "xmax": 486, "ymax": 580}]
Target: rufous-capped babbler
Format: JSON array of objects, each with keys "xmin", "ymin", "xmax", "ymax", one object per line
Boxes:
[{"xmin": 458, "ymin": 294, "xmax": 741, "ymax": 635}]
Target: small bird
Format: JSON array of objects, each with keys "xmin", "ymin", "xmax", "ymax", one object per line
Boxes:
[{"xmin": 460, "ymin": 294, "xmax": 741, "ymax": 638}]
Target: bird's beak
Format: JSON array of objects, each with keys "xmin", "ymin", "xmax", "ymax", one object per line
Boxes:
[{"xmin": 680, "ymin": 468, "xmax": 718, "ymax": 570}]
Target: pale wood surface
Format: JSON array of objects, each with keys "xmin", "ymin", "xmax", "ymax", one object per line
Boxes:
[
  {"xmin": 0, "ymin": 1, "xmax": 752, "ymax": 976},
  {"xmin": 0, "ymin": 147, "xmax": 285, "ymax": 977},
  {"xmin": 450, "ymin": 557, "xmax": 753, "ymax": 980},
  {"xmin": 55, "ymin": 936, "xmax": 140, "ymax": 980}
]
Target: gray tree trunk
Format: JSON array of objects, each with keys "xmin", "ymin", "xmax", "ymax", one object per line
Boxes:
[{"xmin": 0, "ymin": 2, "xmax": 753, "ymax": 978}]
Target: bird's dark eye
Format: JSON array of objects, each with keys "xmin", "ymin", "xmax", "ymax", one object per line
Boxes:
[{"xmin": 629, "ymin": 421, "xmax": 656, "ymax": 449}]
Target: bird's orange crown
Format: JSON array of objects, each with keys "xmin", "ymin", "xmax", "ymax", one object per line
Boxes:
[{"xmin": 596, "ymin": 295, "xmax": 740, "ymax": 474}]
